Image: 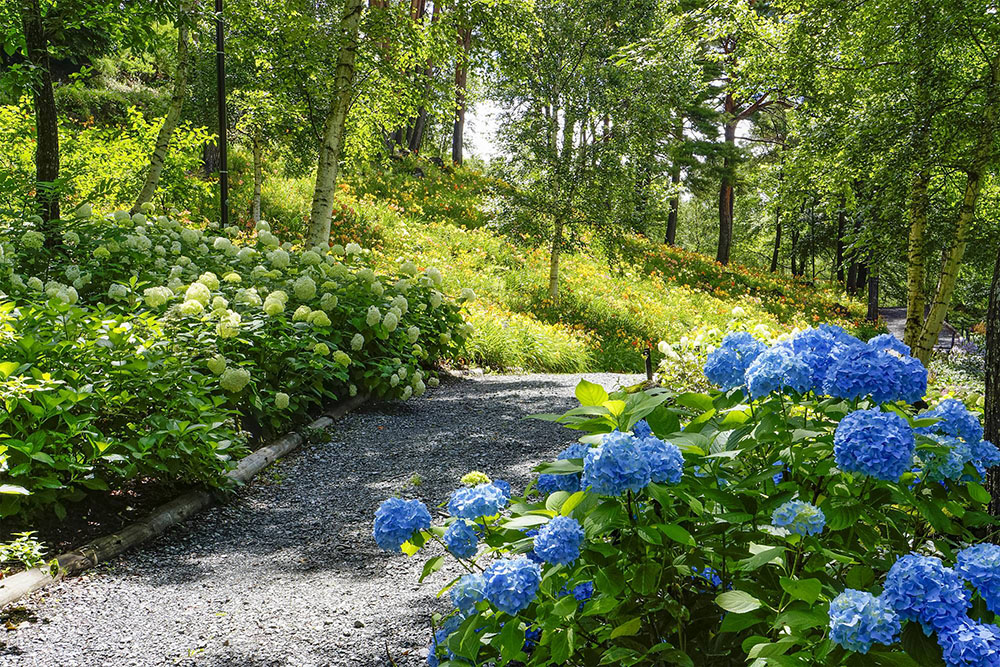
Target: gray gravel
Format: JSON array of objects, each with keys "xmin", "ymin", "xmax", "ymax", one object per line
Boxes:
[{"xmin": 0, "ymin": 372, "xmax": 641, "ymax": 667}]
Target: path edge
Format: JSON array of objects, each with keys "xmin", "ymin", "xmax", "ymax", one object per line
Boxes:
[{"xmin": 0, "ymin": 393, "xmax": 369, "ymax": 610}]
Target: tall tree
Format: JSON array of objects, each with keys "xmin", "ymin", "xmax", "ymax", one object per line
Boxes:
[
  {"xmin": 19, "ymin": 0, "xmax": 59, "ymax": 226},
  {"xmin": 308, "ymin": 0, "xmax": 364, "ymax": 247},
  {"xmin": 132, "ymin": 0, "xmax": 194, "ymax": 213}
]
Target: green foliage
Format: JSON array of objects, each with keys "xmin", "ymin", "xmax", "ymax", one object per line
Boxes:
[
  {"xmin": 0, "ymin": 206, "xmax": 468, "ymax": 518},
  {"xmin": 0, "ymin": 532, "xmax": 48, "ymax": 573}
]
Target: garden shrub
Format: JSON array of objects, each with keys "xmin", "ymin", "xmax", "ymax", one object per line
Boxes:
[
  {"xmin": 376, "ymin": 325, "xmax": 1000, "ymax": 666},
  {"xmin": 0, "ymin": 206, "xmax": 469, "ymax": 518}
]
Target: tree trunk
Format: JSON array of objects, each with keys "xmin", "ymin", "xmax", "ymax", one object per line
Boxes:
[
  {"xmin": 132, "ymin": 4, "xmax": 191, "ymax": 213},
  {"xmin": 904, "ymin": 166, "xmax": 931, "ymax": 349},
  {"xmin": 252, "ymin": 129, "xmax": 262, "ymax": 224},
  {"xmin": 716, "ymin": 117, "xmax": 736, "ymax": 264},
  {"xmin": 867, "ymin": 268, "xmax": 879, "ymax": 323},
  {"xmin": 770, "ymin": 208, "xmax": 781, "ymax": 273},
  {"xmin": 790, "ymin": 227, "xmax": 798, "ymax": 276},
  {"xmin": 912, "ymin": 52, "xmax": 1000, "ymax": 363},
  {"xmin": 835, "ymin": 197, "xmax": 846, "ymax": 283},
  {"xmin": 665, "ymin": 162, "xmax": 680, "ymax": 245},
  {"xmin": 548, "ymin": 218, "xmax": 562, "ymax": 300},
  {"xmin": 548, "ymin": 113, "xmax": 576, "ymax": 300},
  {"xmin": 451, "ymin": 27, "xmax": 472, "ymax": 165},
  {"xmin": 19, "ymin": 0, "xmax": 60, "ymax": 227},
  {"xmin": 308, "ymin": 0, "xmax": 364, "ymax": 247},
  {"xmin": 986, "ymin": 241, "xmax": 1000, "ymax": 516}
]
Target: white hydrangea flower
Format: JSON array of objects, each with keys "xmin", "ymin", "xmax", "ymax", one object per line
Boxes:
[
  {"xmin": 313, "ymin": 342, "xmax": 330, "ymax": 356},
  {"xmin": 330, "ymin": 243, "xmax": 345, "ymax": 256},
  {"xmin": 391, "ymin": 295, "xmax": 408, "ymax": 314},
  {"xmin": 394, "ymin": 279, "xmax": 410, "ymax": 292},
  {"xmin": 345, "ymin": 242, "xmax": 362, "ymax": 255},
  {"xmin": 382, "ymin": 311, "xmax": 399, "ymax": 332},
  {"xmin": 74, "ymin": 203, "xmax": 92, "ymax": 219},
  {"xmin": 113, "ymin": 210, "xmax": 131, "ymax": 223},
  {"xmin": 268, "ymin": 248, "xmax": 290, "ymax": 269},
  {"xmin": 197, "ymin": 243, "xmax": 209, "ymax": 254},
  {"xmin": 428, "ymin": 377, "xmax": 439, "ymax": 388},
  {"xmin": 21, "ymin": 230, "xmax": 45, "ymax": 249},
  {"xmin": 154, "ymin": 245, "xmax": 167, "ymax": 256},
  {"xmin": 185, "ymin": 282, "xmax": 211, "ymax": 305},
  {"xmin": 397, "ymin": 366, "xmax": 408, "ymax": 381},
  {"xmin": 139, "ymin": 202, "xmax": 154, "ymax": 214},
  {"xmin": 439, "ymin": 332, "xmax": 452, "ymax": 344},
  {"xmin": 108, "ymin": 284, "xmax": 129, "ymax": 301},
  {"xmin": 401, "ymin": 385, "xmax": 413, "ymax": 400},
  {"xmin": 308, "ymin": 310, "xmax": 331, "ymax": 327},
  {"xmin": 263, "ymin": 298, "xmax": 284, "ymax": 316},
  {"xmin": 132, "ymin": 213, "xmax": 147, "ymax": 225},
  {"xmin": 180, "ymin": 228, "xmax": 200, "ymax": 245},
  {"xmin": 224, "ymin": 226, "xmax": 240, "ymax": 237},
  {"xmin": 207, "ymin": 355, "xmax": 227, "ymax": 375},
  {"xmin": 460, "ymin": 287, "xmax": 476, "ymax": 302},
  {"xmin": 216, "ymin": 311, "xmax": 241, "ymax": 338},
  {"xmin": 170, "ymin": 241, "xmax": 182, "ymax": 254},
  {"xmin": 407, "ymin": 326, "xmax": 420, "ymax": 343},
  {"xmin": 399, "ymin": 260, "xmax": 418, "ymax": 276},
  {"xmin": 275, "ymin": 392, "xmax": 290, "ymax": 409},
  {"xmin": 300, "ymin": 250, "xmax": 321, "ymax": 266},
  {"xmin": 356, "ymin": 268, "xmax": 375, "ymax": 283},
  {"xmin": 371, "ymin": 282, "xmax": 384, "ymax": 297},
  {"xmin": 320, "ymin": 293, "xmax": 338, "ymax": 311},
  {"xmin": 64, "ymin": 265, "xmax": 81, "ymax": 282},
  {"xmin": 351, "ymin": 333, "xmax": 364, "ymax": 350},
  {"xmin": 211, "ymin": 296, "xmax": 229, "ymax": 311},
  {"xmin": 333, "ymin": 350, "xmax": 351, "ymax": 366},
  {"xmin": 143, "ymin": 286, "xmax": 172, "ymax": 308},
  {"xmin": 251, "ymin": 264, "xmax": 269, "ymax": 280},
  {"xmin": 236, "ymin": 288, "xmax": 262, "ymax": 307},
  {"xmin": 219, "ymin": 367, "xmax": 251, "ymax": 392},
  {"xmin": 179, "ymin": 299, "xmax": 205, "ymax": 315},
  {"xmin": 430, "ymin": 291, "xmax": 443, "ymax": 308},
  {"xmin": 413, "ymin": 379, "xmax": 426, "ymax": 397},
  {"xmin": 94, "ymin": 246, "xmax": 111, "ymax": 260},
  {"xmin": 294, "ymin": 275, "xmax": 317, "ymax": 301},
  {"xmin": 58, "ymin": 286, "xmax": 79, "ymax": 305},
  {"xmin": 213, "ymin": 236, "xmax": 233, "ymax": 252},
  {"xmin": 293, "ymin": 305, "xmax": 312, "ymax": 321},
  {"xmin": 223, "ymin": 272, "xmax": 241, "ymax": 283},
  {"xmin": 424, "ymin": 267, "xmax": 442, "ymax": 286},
  {"xmin": 366, "ymin": 306, "xmax": 381, "ymax": 326},
  {"xmin": 390, "ymin": 374, "xmax": 400, "ymax": 387},
  {"xmin": 281, "ymin": 241, "xmax": 292, "ymax": 250},
  {"xmin": 349, "ymin": 384, "xmax": 358, "ymax": 397},
  {"xmin": 176, "ymin": 255, "xmax": 191, "ymax": 267},
  {"xmin": 269, "ymin": 290, "xmax": 288, "ymax": 304},
  {"xmin": 237, "ymin": 247, "xmax": 256, "ymax": 263},
  {"xmin": 63, "ymin": 230, "xmax": 80, "ymax": 246},
  {"xmin": 168, "ymin": 277, "xmax": 184, "ymax": 291},
  {"xmin": 258, "ymin": 230, "xmax": 279, "ymax": 248},
  {"xmin": 255, "ymin": 220, "xmax": 270, "ymax": 232}
]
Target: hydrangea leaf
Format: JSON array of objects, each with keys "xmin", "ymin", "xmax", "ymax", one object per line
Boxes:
[
  {"xmin": 778, "ymin": 577, "xmax": 822, "ymax": 604},
  {"xmin": 966, "ymin": 481, "xmax": 992, "ymax": 505},
  {"xmin": 419, "ymin": 555, "xmax": 444, "ymax": 583},
  {"xmin": 716, "ymin": 590, "xmax": 762, "ymax": 614},
  {"xmin": 739, "ymin": 546, "xmax": 785, "ymax": 571},
  {"xmin": 609, "ymin": 616, "xmax": 642, "ymax": 639},
  {"xmin": 574, "ymin": 379, "xmax": 609, "ymax": 407}
]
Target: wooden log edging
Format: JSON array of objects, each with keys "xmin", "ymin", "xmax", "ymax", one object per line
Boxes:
[{"xmin": 0, "ymin": 393, "xmax": 369, "ymax": 609}]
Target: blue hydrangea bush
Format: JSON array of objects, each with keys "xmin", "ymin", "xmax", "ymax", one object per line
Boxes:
[{"xmin": 374, "ymin": 325, "xmax": 1000, "ymax": 665}]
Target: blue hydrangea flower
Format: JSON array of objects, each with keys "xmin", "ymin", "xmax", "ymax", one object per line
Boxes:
[
  {"xmin": 558, "ymin": 442, "xmax": 591, "ymax": 460},
  {"xmin": 779, "ymin": 328, "xmax": 841, "ymax": 391},
  {"xmin": 532, "ymin": 515, "xmax": 585, "ymax": 566},
  {"xmin": 572, "ymin": 581, "xmax": 594, "ymax": 601},
  {"xmin": 895, "ymin": 354, "xmax": 928, "ymax": 403},
  {"xmin": 956, "ymin": 544, "xmax": 1000, "ymax": 615},
  {"xmin": 450, "ymin": 573, "xmax": 486, "ymax": 614},
  {"xmin": 771, "ymin": 500, "xmax": 825, "ymax": 536},
  {"xmin": 828, "ymin": 589, "xmax": 901, "ymax": 654},
  {"xmin": 448, "ymin": 483, "xmax": 508, "ymax": 519},
  {"xmin": 372, "ymin": 497, "xmax": 432, "ymax": 552},
  {"xmin": 745, "ymin": 345, "xmax": 812, "ymax": 398},
  {"xmin": 492, "ymin": 479, "xmax": 512, "ymax": 500},
  {"xmin": 581, "ymin": 431, "xmax": 651, "ymax": 495},
  {"xmin": 834, "ymin": 409, "xmax": 915, "ymax": 482},
  {"xmin": 536, "ymin": 473, "xmax": 580, "ymax": 495},
  {"xmin": 428, "ymin": 613, "xmax": 464, "ymax": 666},
  {"xmin": 868, "ymin": 333, "xmax": 910, "ymax": 356},
  {"xmin": 692, "ymin": 566, "xmax": 722, "ymax": 589},
  {"xmin": 918, "ymin": 434, "xmax": 970, "ymax": 482},
  {"xmin": 824, "ymin": 345, "xmax": 902, "ymax": 404},
  {"xmin": 523, "ymin": 626, "xmax": 542, "ymax": 652},
  {"xmin": 632, "ymin": 420, "xmax": 652, "ymax": 439},
  {"xmin": 937, "ymin": 619, "xmax": 1000, "ymax": 667},
  {"xmin": 772, "ymin": 460, "xmax": 785, "ymax": 485},
  {"xmin": 820, "ymin": 323, "xmax": 862, "ymax": 347},
  {"xmin": 704, "ymin": 332, "xmax": 766, "ymax": 390},
  {"xmin": 638, "ymin": 436, "xmax": 683, "ymax": 484},
  {"xmin": 483, "ymin": 556, "xmax": 542, "ymax": 615},
  {"xmin": 882, "ymin": 554, "xmax": 970, "ymax": 634},
  {"xmin": 443, "ymin": 520, "xmax": 479, "ymax": 559},
  {"xmin": 971, "ymin": 440, "xmax": 1000, "ymax": 478},
  {"xmin": 917, "ymin": 399, "xmax": 984, "ymax": 444}
]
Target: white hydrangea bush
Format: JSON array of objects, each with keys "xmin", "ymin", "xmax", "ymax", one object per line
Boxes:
[{"xmin": 0, "ymin": 209, "xmax": 474, "ymax": 516}]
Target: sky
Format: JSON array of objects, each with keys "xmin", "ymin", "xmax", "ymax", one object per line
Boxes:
[{"xmin": 465, "ymin": 99, "xmax": 502, "ymax": 162}]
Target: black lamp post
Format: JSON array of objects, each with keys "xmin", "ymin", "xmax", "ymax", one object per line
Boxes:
[{"xmin": 215, "ymin": 0, "xmax": 229, "ymax": 227}]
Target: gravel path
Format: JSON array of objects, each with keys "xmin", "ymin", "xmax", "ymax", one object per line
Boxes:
[{"xmin": 0, "ymin": 373, "xmax": 640, "ymax": 667}]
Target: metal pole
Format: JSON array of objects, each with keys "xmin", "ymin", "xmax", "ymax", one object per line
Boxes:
[
  {"xmin": 215, "ymin": 0, "xmax": 229, "ymax": 228},
  {"xmin": 644, "ymin": 347, "xmax": 653, "ymax": 382}
]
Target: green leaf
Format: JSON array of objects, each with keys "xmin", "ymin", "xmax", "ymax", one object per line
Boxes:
[
  {"xmin": 561, "ymin": 491, "xmax": 586, "ymax": 516},
  {"xmin": 553, "ymin": 595, "xmax": 579, "ymax": 618},
  {"xmin": 967, "ymin": 481, "xmax": 992, "ymax": 505},
  {"xmin": 502, "ymin": 515, "xmax": 552, "ymax": 530},
  {"xmin": 0, "ymin": 361, "xmax": 18, "ymax": 379},
  {"xmin": 496, "ymin": 617, "xmax": 524, "ymax": 661},
  {"xmin": 419, "ymin": 556, "xmax": 444, "ymax": 583},
  {"xmin": 739, "ymin": 545, "xmax": 785, "ymax": 571},
  {"xmin": 575, "ymin": 379, "xmax": 609, "ymax": 406},
  {"xmin": 779, "ymin": 577, "xmax": 823, "ymax": 604},
  {"xmin": 658, "ymin": 523, "xmax": 695, "ymax": 546},
  {"xmin": 550, "ymin": 628, "xmax": 574, "ymax": 663},
  {"xmin": 610, "ymin": 616, "xmax": 642, "ymax": 639},
  {"xmin": 0, "ymin": 484, "xmax": 30, "ymax": 495},
  {"xmin": 716, "ymin": 590, "xmax": 762, "ymax": 613},
  {"xmin": 901, "ymin": 622, "xmax": 943, "ymax": 664}
]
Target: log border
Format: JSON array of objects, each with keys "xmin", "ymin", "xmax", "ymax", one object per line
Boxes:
[{"xmin": 0, "ymin": 393, "xmax": 369, "ymax": 609}]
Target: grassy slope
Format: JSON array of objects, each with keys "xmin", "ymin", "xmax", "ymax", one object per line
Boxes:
[{"xmin": 268, "ymin": 157, "xmax": 873, "ymax": 373}]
